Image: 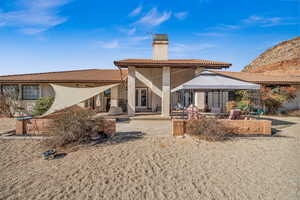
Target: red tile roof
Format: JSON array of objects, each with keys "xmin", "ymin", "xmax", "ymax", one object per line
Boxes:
[
  {"xmin": 0, "ymin": 69, "xmax": 128, "ymax": 83},
  {"xmin": 114, "ymin": 59, "xmax": 231, "ymax": 68},
  {"xmin": 211, "ymin": 70, "xmax": 300, "ymax": 85}
]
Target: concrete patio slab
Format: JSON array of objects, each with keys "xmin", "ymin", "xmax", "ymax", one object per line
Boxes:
[{"xmin": 117, "ymin": 120, "xmax": 171, "ymax": 137}]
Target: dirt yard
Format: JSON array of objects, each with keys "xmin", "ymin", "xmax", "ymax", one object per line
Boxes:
[
  {"xmin": 0, "ymin": 118, "xmax": 15, "ymax": 135},
  {"xmin": 0, "ymin": 117, "xmax": 299, "ymax": 200}
]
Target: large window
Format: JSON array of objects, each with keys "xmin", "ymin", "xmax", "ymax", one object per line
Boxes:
[
  {"xmin": 22, "ymin": 85, "xmax": 39, "ymax": 100},
  {"xmin": 1, "ymin": 84, "xmax": 19, "ymax": 99}
]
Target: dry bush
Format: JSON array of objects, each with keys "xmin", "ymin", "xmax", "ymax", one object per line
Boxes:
[
  {"xmin": 45, "ymin": 109, "xmax": 104, "ymax": 148},
  {"xmin": 186, "ymin": 117, "xmax": 232, "ymax": 141},
  {"xmin": 0, "ymin": 93, "xmax": 21, "ymax": 117}
]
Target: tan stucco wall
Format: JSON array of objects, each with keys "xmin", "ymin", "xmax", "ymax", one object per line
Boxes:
[
  {"xmin": 0, "ymin": 82, "xmax": 119, "ymax": 114},
  {"xmin": 134, "ymin": 67, "xmax": 195, "ymax": 110},
  {"xmin": 282, "ymin": 85, "xmax": 300, "ymax": 110}
]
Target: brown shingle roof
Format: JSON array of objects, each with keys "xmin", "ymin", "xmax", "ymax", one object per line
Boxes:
[
  {"xmin": 0, "ymin": 69, "xmax": 128, "ymax": 83},
  {"xmin": 114, "ymin": 59, "xmax": 231, "ymax": 68},
  {"xmin": 211, "ymin": 70, "xmax": 300, "ymax": 85}
]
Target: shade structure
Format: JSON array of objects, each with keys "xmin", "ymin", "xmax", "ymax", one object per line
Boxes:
[
  {"xmin": 41, "ymin": 83, "xmax": 119, "ymax": 117},
  {"xmin": 172, "ymin": 71, "xmax": 260, "ymax": 92}
]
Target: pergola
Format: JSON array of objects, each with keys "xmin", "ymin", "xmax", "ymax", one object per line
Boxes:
[
  {"xmin": 171, "ymin": 71, "xmax": 260, "ymax": 112},
  {"xmin": 172, "ymin": 71, "xmax": 260, "ymax": 91}
]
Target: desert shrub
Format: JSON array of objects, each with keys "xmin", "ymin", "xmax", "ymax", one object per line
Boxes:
[
  {"xmin": 0, "ymin": 93, "xmax": 21, "ymax": 117},
  {"xmin": 186, "ymin": 117, "xmax": 232, "ymax": 141},
  {"xmin": 235, "ymin": 90, "xmax": 251, "ymax": 101},
  {"xmin": 236, "ymin": 100, "xmax": 250, "ymax": 114},
  {"xmin": 46, "ymin": 109, "xmax": 104, "ymax": 148},
  {"xmin": 226, "ymin": 101, "xmax": 237, "ymax": 113},
  {"xmin": 32, "ymin": 96, "xmax": 54, "ymax": 116}
]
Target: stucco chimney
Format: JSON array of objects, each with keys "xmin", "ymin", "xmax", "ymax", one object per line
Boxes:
[{"xmin": 152, "ymin": 34, "xmax": 168, "ymax": 60}]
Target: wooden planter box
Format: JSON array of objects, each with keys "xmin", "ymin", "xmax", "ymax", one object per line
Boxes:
[
  {"xmin": 172, "ymin": 119, "xmax": 272, "ymax": 136},
  {"xmin": 16, "ymin": 118, "xmax": 116, "ymax": 136}
]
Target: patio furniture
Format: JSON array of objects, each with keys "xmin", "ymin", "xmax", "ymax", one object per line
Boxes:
[
  {"xmin": 187, "ymin": 104, "xmax": 200, "ymax": 120},
  {"xmin": 228, "ymin": 109, "xmax": 241, "ymax": 120},
  {"xmin": 250, "ymin": 108, "xmax": 264, "ymax": 118}
]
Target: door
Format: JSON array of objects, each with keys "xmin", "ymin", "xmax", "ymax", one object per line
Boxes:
[{"xmin": 135, "ymin": 88, "xmax": 148, "ymax": 108}]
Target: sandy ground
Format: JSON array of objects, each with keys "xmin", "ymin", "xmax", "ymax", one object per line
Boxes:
[
  {"xmin": 0, "ymin": 118, "xmax": 15, "ymax": 135},
  {"xmin": 0, "ymin": 117, "xmax": 299, "ymax": 200}
]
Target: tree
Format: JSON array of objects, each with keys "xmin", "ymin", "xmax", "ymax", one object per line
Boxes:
[
  {"xmin": 32, "ymin": 96, "xmax": 54, "ymax": 116},
  {"xmin": 260, "ymin": 86, "xmax": 296, "ymax": 114},
  {"xmin": 0, "ymin": 92, "xmax": 22, "ymax": 117}
]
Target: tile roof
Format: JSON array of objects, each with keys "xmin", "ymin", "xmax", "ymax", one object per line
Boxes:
[
  {"xmin": 0, "ymin": 69, "xmax": 128, "ymax": 83},
  {"xmin": 114, "ymin": 59, "xmax": 231, "ymax": 68},
  {"xmin": 211, "ymin": 70, "xmax": 300, "ymax": 85}
]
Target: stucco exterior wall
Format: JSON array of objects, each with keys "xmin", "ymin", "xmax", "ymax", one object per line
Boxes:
[
  {"xmin": 41, "ymin": 83, "xmax": 55, "ymax": 97},
  {"xmin": 1, "ymin": 82, "xmax": 119, "ymax": 114},
  {"xmin": 282, "ymin": 85, "xmax": 300, "ymax": 110},
  {"xmin": 19, "ymin": 83, "xmax": 55, "ymax": 113},
  {"xmin": 134, "ymin": 67, "xmax": 195, "ymax": 111}
]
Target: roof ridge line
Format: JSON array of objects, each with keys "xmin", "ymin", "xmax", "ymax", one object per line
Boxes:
[{"xmin": 0, "ymin": 68, "xmax": 120, "ymax": 78}]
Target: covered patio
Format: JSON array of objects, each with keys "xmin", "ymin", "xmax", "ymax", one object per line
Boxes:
[
  {"xmin": 114, "ymin": 34, "xmax": 231, "ymax": 117},
  {"xmin": 171, "ymin": 71, "xmax": 261, "ymax": 116}
]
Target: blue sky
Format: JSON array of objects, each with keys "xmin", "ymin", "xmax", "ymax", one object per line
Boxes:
[{"xmin": 0, "ymin": 0, "xmax": 299, "ymax": 75}]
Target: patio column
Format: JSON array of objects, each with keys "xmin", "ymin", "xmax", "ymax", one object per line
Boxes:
[
  {"xmin": 127, "ymin": 66, "xmax": 136, "ymax": 116},
  {"xmin": 194, "ymin": 67, "xmax": 205, "ymax": 109},
  {"xmin": 110, "ymin": 85, "xmax": 119, "ymax": 107},
  {"xmin": 162, "ymin": 66, "xmax": 170, "ymax": 117},
  {"xmin": 195, "ymin": 91, "xmax": 205, "ymax": 109}
]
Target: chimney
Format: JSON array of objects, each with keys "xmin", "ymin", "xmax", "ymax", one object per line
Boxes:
[{"xmin": 152, "ymin": 34, "xmax": 168, "ymax": 60}]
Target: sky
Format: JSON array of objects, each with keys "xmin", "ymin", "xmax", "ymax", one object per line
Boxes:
[{"xmin": 0, "ymin": 0, "xmax": 299, "ymax": 75}]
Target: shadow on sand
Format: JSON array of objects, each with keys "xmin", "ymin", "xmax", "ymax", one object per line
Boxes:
[
  {"xmin": 251, "ymin": 116, "xmax": 297, "ymax": 136},
  {"xmin": 229, "ymin": 133, "xmax": 293, "ymax": 140},
  {"xmin": 92, "ymin": 131, "xmax": 145, "ymax": 146},
  {"xmin": 256, "ymin": 117, "xmax": 296, "ymax": 126}
]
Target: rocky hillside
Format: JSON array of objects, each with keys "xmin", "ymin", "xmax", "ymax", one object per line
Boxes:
[{"xmin": 243, "ymin": 36, "xmax": 300, "ymax": 73}]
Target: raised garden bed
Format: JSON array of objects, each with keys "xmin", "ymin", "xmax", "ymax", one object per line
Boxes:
[{"xmin": 172, "ymin": 119, "xmax": 272, "ymax": 136}]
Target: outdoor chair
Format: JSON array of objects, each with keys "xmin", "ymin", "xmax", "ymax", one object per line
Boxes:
[
  {"xmin": 228, "ymin": 109, "xmax": 241, "ymax": 120},
  {"xmin": 186, "ymin": 104, "xmax": 200, "ymax": 120},
  {"xmin": 250, "ymin": 108, "xmax": 264, "ymax": 118}
]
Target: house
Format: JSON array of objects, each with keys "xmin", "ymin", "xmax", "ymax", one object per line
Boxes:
[
  {"xmin": 113, "ymin": 34, "xmax": 231, "ymax": 116},
  {"xmin": 0, "ymin": 34, "xmax": 232, "ymax": 117},
  {"xmin": 0, "ymin": 69, "xmax": 128, "ymax": 113},
  {"xmin": 0, "ymin": 34, "xmax": 298, "ymax": 117},
  {"xmin": 211, "ymin": 70, "xmax": 300, "ymax": 111}
]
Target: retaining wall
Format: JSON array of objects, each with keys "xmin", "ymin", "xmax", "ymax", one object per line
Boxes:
[
  {"xmin": 16, "ymin": 118, "xmax": 116, "ymax": 136},
  {"xmin": 172, "ymin": 119, "xmax": 272, "ymax": 136}
]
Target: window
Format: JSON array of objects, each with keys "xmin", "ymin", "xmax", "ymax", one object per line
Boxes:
[
  {"xmin": 1, "ymin": 85, "xmax": 19, "ymax": 99},
  {"xmin": 22, "ymin": 85, "xmax": 39, "ymax": 100}
]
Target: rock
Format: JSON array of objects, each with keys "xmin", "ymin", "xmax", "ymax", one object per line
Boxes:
[{"xmin": 243, "ymin": 36, "xmax": 300, "ymax": 73}]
